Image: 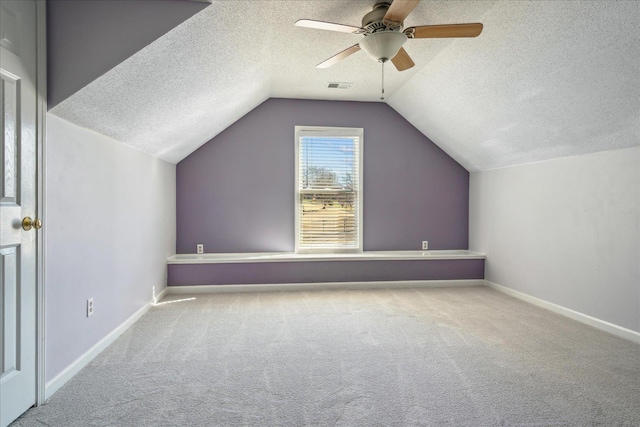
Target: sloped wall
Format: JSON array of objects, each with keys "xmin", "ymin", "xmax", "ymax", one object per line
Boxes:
[
  {"xmin": 177, "ymin": 99, "xmax": 469, "ymax": 254},
  {"xmin": 47, "ymin": 0, "xmax": 209, "ymax": 108}
]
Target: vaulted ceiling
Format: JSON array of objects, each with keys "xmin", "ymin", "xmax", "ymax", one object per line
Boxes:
[{"xmin": 49, "ymin": 0, "xmax": 639, "ymax": 171}]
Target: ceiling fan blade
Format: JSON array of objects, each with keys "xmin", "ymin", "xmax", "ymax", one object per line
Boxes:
[
  {"xmin": 391, "ymin": 48, "xmax": 415, "ymax": 71},
  {"xmin": 317, "ymin": 44, "xmax": 361, "ymax": 68},
  {"xmin": 295, "ymin": 19, "xmax": 363, "ymax": 34},
  {"xmin": 407, "ymin": 23, "xmax": 483, "ymax": 38},
  {"xmin": 384, "ymin": 0, "xmax": 420, "ymax": 24}
]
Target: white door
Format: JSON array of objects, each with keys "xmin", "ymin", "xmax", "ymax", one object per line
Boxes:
[{"xmin": 0, "ymin": 1, "xmax": 38, "ymax": 426}]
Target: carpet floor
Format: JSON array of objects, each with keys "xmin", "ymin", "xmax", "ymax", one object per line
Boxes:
[{"xmin": 12, "ymin": 286, "xmax": 640, "ymax": 426}]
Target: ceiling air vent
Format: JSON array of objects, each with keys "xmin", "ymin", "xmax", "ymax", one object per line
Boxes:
[{"xmin": 327, "ymin": 82, "xmax": 352, "ymax": 89}]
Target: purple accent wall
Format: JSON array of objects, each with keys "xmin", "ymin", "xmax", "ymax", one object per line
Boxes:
[
  {"xmin": 177, "ymin": 98, "xmax": 469, "ymax": 254},
  {"xmin": 168, "ymin": 260, "xmax": 484, "ymax": 286},
  {"xmin": 47, "ymin": 0, "xmax": 209, "ymax": 108}
]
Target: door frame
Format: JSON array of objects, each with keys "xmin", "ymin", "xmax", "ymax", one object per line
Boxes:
[{"xmin": 35, "ymin": 0, "xmax": 47, "ymax": 406}]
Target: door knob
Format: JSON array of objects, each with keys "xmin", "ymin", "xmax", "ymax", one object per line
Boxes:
[{"xmin": 22, "ymin": 216, "xmax": 43, "ymax": 231}]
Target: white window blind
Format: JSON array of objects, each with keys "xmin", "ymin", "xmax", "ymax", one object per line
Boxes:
[{"xmin": 295, "ymin": 126, "xmax": 363, "ymax": 253}]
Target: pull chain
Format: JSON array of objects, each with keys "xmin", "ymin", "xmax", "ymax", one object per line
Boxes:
[{"xmin": 380, "ymin": 61, "xmax": 385, "ymax": 100}]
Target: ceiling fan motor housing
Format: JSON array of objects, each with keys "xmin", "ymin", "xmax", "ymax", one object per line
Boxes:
[
  {"xmin": 362, "ymin": 2, "xmax": 402, "ymax": 32},
  {"xmin": 359, "ymin": 1, "xmax": 408, "ymax": 62}
]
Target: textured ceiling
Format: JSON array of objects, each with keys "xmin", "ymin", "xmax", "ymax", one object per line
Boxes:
[{"xmin": 51, "ymin": 1, "xmax": 639, "ymax": 170}]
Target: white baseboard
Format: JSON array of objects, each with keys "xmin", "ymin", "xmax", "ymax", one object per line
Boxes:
[
  {"xmin": 44, "ymin": 287, "xmax": 169, "ymax": 400},
  {"xmin": 42, "ymin": 280, "xmax": 638, "ymax": 403},
  {"xmin": 485, "ymin": 280, "xmax": 640, "ymax": 344},
  {"xmin": 166, "ymin": 279, "xmax": 485, "ymax": 295},
  {"xmin": 155, "ymin": 287, "xmax": 169, "ymax": 304}
]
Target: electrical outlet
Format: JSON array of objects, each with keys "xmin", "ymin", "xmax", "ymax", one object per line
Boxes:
[
  {"xmin": 87, "ymin": 298, "xmax": 94, "ymax": 317},
  {"xmin": 196, "ymin": 244, "xmax": 204, "ymax": 254},
  {"xmin": 422, "ymin": 241, "xmax": 429, "ymax": 250}
]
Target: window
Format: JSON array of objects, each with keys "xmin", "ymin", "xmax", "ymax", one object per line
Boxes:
[{"xmin": 295, "ymin": 126, "xmax": 363, "ymax": 253}]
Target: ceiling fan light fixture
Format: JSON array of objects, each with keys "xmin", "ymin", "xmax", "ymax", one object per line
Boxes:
[{"xmin": 359, "ymin": 31, "xmax": 407, "ymax": 63}]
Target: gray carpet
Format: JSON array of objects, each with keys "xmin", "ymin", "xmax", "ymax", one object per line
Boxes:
[{"xmin": 13, "ymin": 286, "xmax": 640, "ymax": 426}]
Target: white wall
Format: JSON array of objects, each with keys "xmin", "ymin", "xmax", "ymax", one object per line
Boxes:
[
  {"xmin": 470, "ymin": 147, "xmax": 639, "ymax": 333},
  {"xmin": 45, "ymin": 114, "xmax": 176, "ymax": 382}
]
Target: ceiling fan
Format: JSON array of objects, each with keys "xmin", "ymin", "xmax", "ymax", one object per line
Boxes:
[{"xmin": 295, "ymin": 0, "xmax": 483, "ymax": 97}]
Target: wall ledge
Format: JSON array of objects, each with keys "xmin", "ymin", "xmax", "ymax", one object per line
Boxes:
[{"xmin": 168, "ymin": 250, "xmax": 485, "ymax": 264}]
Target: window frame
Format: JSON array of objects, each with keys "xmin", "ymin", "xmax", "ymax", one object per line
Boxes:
[{"xmin": 294, "ymin": 126, "xmax": 364, "ymax": 254}]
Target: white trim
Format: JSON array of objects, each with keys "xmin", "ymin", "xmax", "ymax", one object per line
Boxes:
[
  {"xmin": 485, "ymin": 280, "xmax": 640, "ymax": 344},
  {"xmin": 167, "ymin": 250, "xmax": 485, "ymax": 264},
  {"xmin": 44, "ymin": 288, "xmax": 168, "ymax": 401},
  {"xmin": 35, "ymin": 0, "xmax": 47, "ymax": 407},
  {"xmin": 294, "ymin": 125, "xmax": 364, "ymax": 254},
  {"xmin": 167, "ymin": 280, "xmax": 484, "ymax": 295},
  {"xmin": 156, "ymin": 288, "xmax": 168, "ymax": 301}
]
